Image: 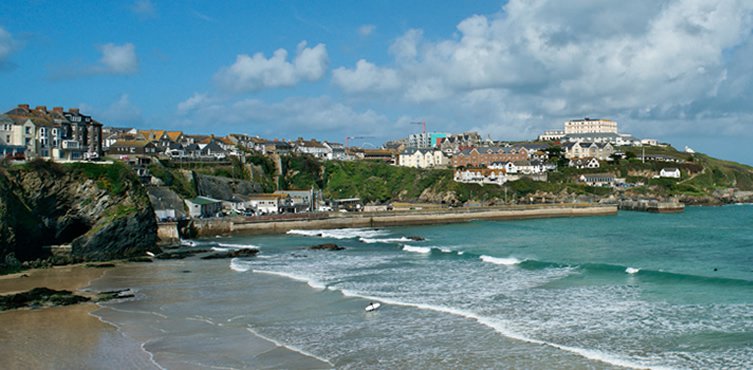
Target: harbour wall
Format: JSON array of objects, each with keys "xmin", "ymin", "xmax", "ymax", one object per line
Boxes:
[{"xmin": 188, "ymin": 204, "xmax": 618, "ymax": 237}]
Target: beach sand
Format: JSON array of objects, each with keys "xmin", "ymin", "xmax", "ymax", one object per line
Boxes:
[
  {"xmin": 0, "ymin": 264, "xmax": 332, "ymax": 369},
  {"xmin": 0, "ymin": 266, "xmax": 159, "ymax": 370}
]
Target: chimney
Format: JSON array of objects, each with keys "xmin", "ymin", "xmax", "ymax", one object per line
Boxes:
[
  {"xmin": 69, "ymin": 108, "xmax": 80, "ymax": 114},
  {"xmin": 53, "ymin": 107, "xmax": 64, "ymax": 113},
  {"xmin": 35, "ymin": 105, "xmax": 47, "ymax": 112},
  {"xmin": 18, "ymin": 104, "xmax": 29, "ymax": 110}
]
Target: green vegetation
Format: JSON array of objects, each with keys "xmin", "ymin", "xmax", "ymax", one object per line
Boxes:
[
  {"xmin": 64, "ymin": 161, "xmax": 134, "ymax": 196},
  {"xmin": 323, "ymin": 160, "xmax": 448, "ymax": 203},
  {"xmin": 148, "ymin": 164, "xmax": 197, "ymax": 199}
]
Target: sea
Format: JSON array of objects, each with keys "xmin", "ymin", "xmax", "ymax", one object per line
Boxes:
[{"xmin": 88, "ymin": 204, "xmax": 753, "ymax": 369}]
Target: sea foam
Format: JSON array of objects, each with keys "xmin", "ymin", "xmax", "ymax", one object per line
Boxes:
[
  {"xmin": 218, "ymin": 243, "xmax": 260, "ymax": 250},
  {"xmin": 253, "ymin": 269, "xmax": 327, "ymax": 290},
  {"xmin": 229, "ymin": 258, "xmax": 252, "ymax": 272},
  {"xmin": 287, "ymin": 228, "xmax": 387, "ymax": 240},
  {"xmin": 402, "ymin": 245, "xmax": 432, "ymax": 254},
  {"xmin": 480, "ymin": 255, "xmax": 522, "ymax": 266},
  {"xmin": 359, "ymin": 236, "xmax": 414, "ymax": 244},
  {"xmin": 625, "ymin": 267, "xmax": 640, "ymax": 274}
]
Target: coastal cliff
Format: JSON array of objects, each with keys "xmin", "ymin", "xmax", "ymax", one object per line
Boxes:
[{"xmin": 0, "ymin": 160, "xmax": 157, "ymax": 265}]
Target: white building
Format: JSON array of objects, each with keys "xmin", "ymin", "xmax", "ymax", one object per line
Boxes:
[
  {"xmin": 563, "ymin": 142, "xmax": 614, "ymax": 160},
  {"xmin": 564, "ymin": 118, "xmax": 618, "ymax": 134},
  {"xmin": 538, "ymin": 130, "xmax": 565, "ymax": 141},
  {"xmin": 660, "ymin": 168, "xmax": 681, "ymax": 179},
  {"xmin": 569, "ymin": 157, "xmax": 601, "ymax": 169},
  {"xmin": 398, "ymin": 148, "xmax": 449, "ymax": 168}
]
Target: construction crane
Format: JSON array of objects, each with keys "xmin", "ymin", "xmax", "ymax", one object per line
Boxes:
[
  {"xmin": 410, "ymin": 120, "xmax": 427, "ymax": 134},
  {"xmin": 345, "ymin": 135, "xmax": 374, "ymax": 148}
]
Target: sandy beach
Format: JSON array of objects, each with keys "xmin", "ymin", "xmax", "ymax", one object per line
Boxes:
[
  {"xmin": 0, "ymin": 265, "xmax": 158, "ymax": 370},
  {"xmin": 0, "ymin": 263, "xmax": 332, "ymax": 369}
]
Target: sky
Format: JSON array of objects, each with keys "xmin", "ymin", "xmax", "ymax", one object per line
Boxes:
[{"xmin": 1, "ymin": 0, "xmax": 753, "ymax": 165}]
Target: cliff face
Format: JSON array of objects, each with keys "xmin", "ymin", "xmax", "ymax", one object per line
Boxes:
[{"xmin": 0, "ymin": 161, "xmax": 157, "ymax": 262}]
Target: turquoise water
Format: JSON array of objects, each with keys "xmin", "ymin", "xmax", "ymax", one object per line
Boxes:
[{"xmin": 91, "ymin": 205, "xmax": 753, "ymax": 369}]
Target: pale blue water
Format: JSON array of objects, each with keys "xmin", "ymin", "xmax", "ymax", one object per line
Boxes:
[{"xmin": 90, "ymin": 205, "xmax": 753, "ymax": 369}]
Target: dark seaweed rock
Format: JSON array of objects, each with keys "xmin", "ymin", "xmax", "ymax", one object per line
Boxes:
[
  {"xmin": 200, "ymin": 249, "xmax": 259, "ymax": 260},
  {"xmin": 0, "ymin": 287, "xmax": 90, "ymax": 311},
  {"xmin": 86, "ymin": 263, "xmax": 116, "ymax": 268},
  {"xmin": 155, "ymin": 251, "xmax": 195, "ymax": 260},
  {"xmin": 306, "ymin": 243, "xmax": 345, "ymax": 251},
  {"xmin": 127, "ymin": 256, "xmax": 153, "ymax": 263},
  {"xmin": 406, "ymin": 236, "xmax": 425, "ymax": 241},
  {"xmin": 96, "ymin": 289, "xmax": 135, "ymax": 301}
]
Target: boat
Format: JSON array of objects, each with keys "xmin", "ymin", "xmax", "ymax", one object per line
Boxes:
[{"xmin": 365, "ymin": 302, "xmax": 381, "ymax": 312}]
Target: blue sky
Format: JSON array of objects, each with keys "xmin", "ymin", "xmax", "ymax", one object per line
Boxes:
[{"xmin": 2, "ymin": 0, "xmax": 753, "ymax": 164}]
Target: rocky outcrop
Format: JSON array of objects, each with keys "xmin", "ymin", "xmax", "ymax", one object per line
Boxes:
[
  {"xmin": 306, "ymin": 243, "xmax": 345, "ymax": 251},
  {"xmin": 0, "ymin": 160, "xmax": 158, "ymax": 264},
  {"xmin": 200, "ymin": 248, "xmax": 259, "ymax": 259}
]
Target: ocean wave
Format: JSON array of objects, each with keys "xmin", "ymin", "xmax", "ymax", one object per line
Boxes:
[
  {"xmin": 480, "ymin": 255, "xmax": 523, "ymax": 266},
  {"xmin": 218, "ymin": 243, "xmax": 260, "ymax": 250},
  {"xmin": 625, "ymin": 267, "xmax": 640, "ymax": 274},
  {"xmin": 229, "ymin": 258, "xmax": 252, "ymax": 272},
  {"xmin": 253, "ymin": 269, "xmax": 327, "ymax": 290},
  {"xmin": 402, "ymin": 245, "xmax": 432, "ymax": 254},
  {"xmin": 212, "ymin": 247, "xmax": 230, "ymax": 252},
  {"xmin": 287, "ymin": 228, "xmax": 387, "ymax": 240},
  {"xmin": 359, "ymin": 236, "xmax": 414, "ymax": 244},
  {"xmin": 246, "ymin": 327, "xmax": 334, "ymax": 366},
  {"xmin": 334, "ymin": 288, "xmax": 653, "ymax": 370}
]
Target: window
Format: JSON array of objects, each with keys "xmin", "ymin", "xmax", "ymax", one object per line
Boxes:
[{"xmin": 25, "ymin": 127, "xmax": 31, "ymax": 134}]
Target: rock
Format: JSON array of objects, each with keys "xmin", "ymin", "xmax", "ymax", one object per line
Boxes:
[
  {"xmin": 86, "ymin": 263, "xmax": 116, "ymax": 268},
  {"xmin": 96, "ymin": 289, "xmax": 135, "ymax": 301},
  {"xmin": 127, "ymin": 256, "xmax": 153, "ymax": 263},
  {"xmin": 306, "ymin": 243, "xmax": 345, "ymax": 251},
  {"xmin": 406, "ymin": 236, "xmax": 425, "ymax": 241},
  {"xmin": 155, "ymin": 251, "xmax": 195, "ymax": 260},
  {"xmin": 0, "ymin": 161, "xmax": 158, "ymax": 264},
  {"xmin": 0, "ymin": 287, "xmax": 90, "ymax": 311},
  {"xmin": 200, "ymin": 249, "xmax": 259, "ymax": 260}
]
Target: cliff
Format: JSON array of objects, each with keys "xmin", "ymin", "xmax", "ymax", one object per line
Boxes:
[{"xmin": 0, "ymin": 160, "xmax": 157, "ymax": 265}]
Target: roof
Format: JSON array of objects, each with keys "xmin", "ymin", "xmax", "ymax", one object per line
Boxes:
[
  {"xmin": 580, "ymin": 173, "xmax": 614, "ymax": 179},
  {"xmin": 166, "ymin": 131, "xmax": 183, "ymax": 141},
  {"xmin": 110, "ymin": 140, "xmax": 153, "ymax": 148},
  {"xmin": 457, "ymin": 146, "xmax": 527, "ymax": 156},
  {"xmin": 248, "ymin": 193, "xmax": 288, "ymax": 199},
  {"xmin": 187, "ymin": 196, "xmax": 222, "ymax": 205},
  {"xmin": 564, "ymin": 133, "xmax": 620, "ymax": 139}
]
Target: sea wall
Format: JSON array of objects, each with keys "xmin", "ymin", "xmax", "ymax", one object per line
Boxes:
[
  {"xmin": 157, "ymin": 222, "xmax": 180, "ymax": 243},
  {"xmin": 191, "ymin": 204, "xmax": 617, "ymax": 237}
]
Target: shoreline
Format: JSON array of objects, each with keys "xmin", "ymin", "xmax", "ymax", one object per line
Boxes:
[
  {"xmin": 190, "ymin": 204, "xmax": 618, "ymax": 237},
  {"xmin": 0, "ymin": 262, "xmax": 332, "ymax": 369}
]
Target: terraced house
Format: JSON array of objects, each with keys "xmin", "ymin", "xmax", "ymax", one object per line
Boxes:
[
  {"xmin": 450, "ymin": 146, "xmax": 528, "ymax": 168},
  {"xmin": 2, "ymin": 104, "xmax": 103, "ymax": 160}
]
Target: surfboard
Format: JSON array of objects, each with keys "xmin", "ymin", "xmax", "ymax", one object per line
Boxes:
[{"xmin": 365, "ymin": 302, "xmax": 381, "ymax": 312}]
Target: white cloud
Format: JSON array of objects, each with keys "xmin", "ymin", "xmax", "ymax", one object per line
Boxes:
[
  {"xmin": 214, "ymin": 41, "xmax": 328, "ymax": 92},
  {"xmin": 177, "ymin": 92, "xmax": 212, "ymax": 114},
  {"xmin": 97, "ymin": 43, "xmax": 139, "ymax": 74},
  {"xmin": 130, "ymin": 0, "xmax": 156, "ymax": 19},
  {"xmin": 50, "ymin": 42, "xmax": 139, "ymax": 79},
  {"xmin": 358, "ymin": 24, "xmax": 376, "ymax": 37},
  {"xmin": 0, "ymin": 27, "xmax": 18, "ymax": 67},
  {"xmin": 332, "ymin": 59, "xmax": 401, "ymax": 93},
  {"xmin": 81, "ymin": 94, "xmax": 143, "ymax": 126},
  {"xmin": 331, "ymin": 0, "xmax": 753, "ymax": 145}
]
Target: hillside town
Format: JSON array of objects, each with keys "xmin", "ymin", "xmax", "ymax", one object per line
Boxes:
[{"xmin": 0, "ymin": 104, "xmax": 695, "ymax": 219}]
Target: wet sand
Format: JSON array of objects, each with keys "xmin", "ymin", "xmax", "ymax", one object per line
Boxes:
[
  {"xmin": 0, "ymin": 265, "xmax": 158, "ymax": 369},
  {"xmin": 0, "ymin": 264, "xmax": 331, "ymax": 369}
]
